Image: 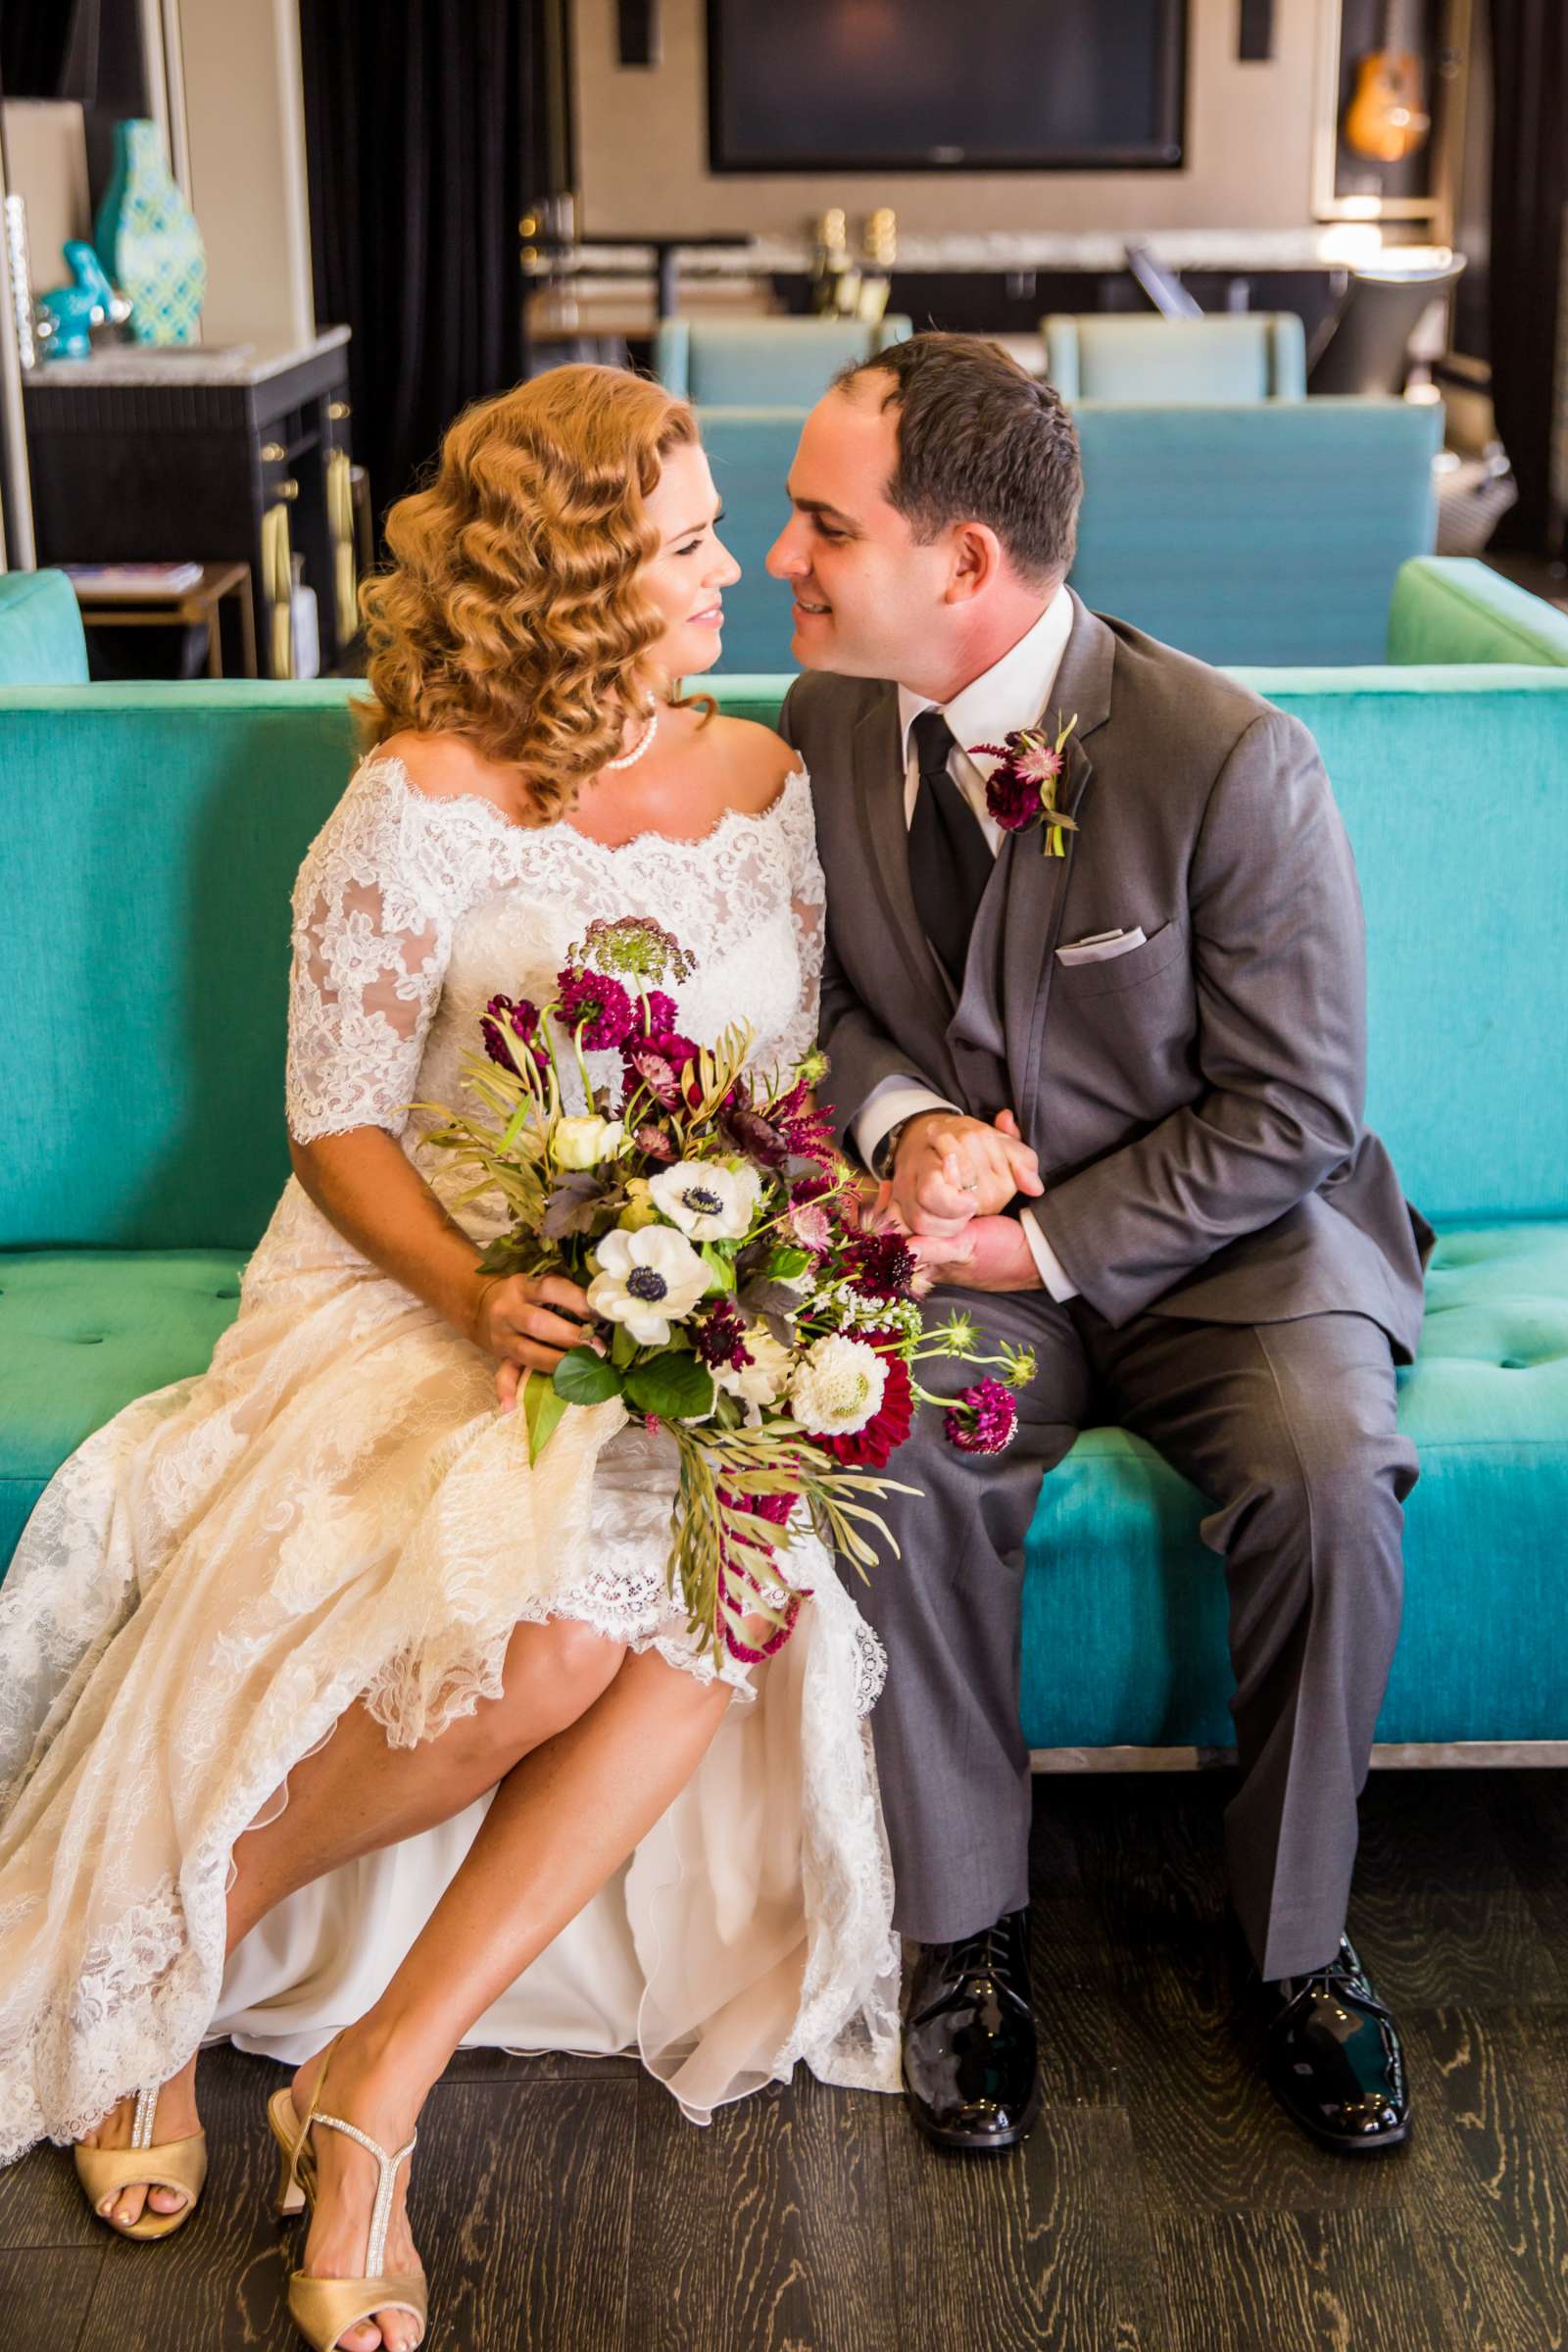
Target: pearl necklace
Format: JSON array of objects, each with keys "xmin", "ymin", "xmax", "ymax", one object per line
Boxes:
[{"xmin": 606, "ymin": 695, "xmax": 659, "ymax": 771}]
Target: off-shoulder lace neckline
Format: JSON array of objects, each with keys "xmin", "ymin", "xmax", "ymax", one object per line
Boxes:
[{"xmin": 360, "ymin": 748, "xmax": 809, "ymax": 858}]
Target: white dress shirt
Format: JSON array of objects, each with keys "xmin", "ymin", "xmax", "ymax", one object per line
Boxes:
[{"xmin": 854, "ymin": 587, "xmax": 1079, "ymax": 1301}]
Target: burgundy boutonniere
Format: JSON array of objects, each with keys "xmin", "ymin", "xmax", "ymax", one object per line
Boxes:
[{"xmin": 970, "ymin": 711, "xmax": 1080, "ymax": 856}]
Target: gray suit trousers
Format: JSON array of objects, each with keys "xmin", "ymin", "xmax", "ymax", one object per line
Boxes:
[{"xmin": 861, "ymin": 1283, "xmax": 1418, "ymax": 1979}]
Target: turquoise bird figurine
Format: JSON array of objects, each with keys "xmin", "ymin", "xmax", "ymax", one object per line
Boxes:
[{"xmin": 37, "ymin": 241, "xmax": 118, "ymax": 361}]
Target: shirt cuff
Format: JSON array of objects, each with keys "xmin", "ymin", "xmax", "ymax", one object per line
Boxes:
[
  {"xmin": 853, "ymin": 1080, "xmax": 958, "ymax": 1174},
  {"xmin": 1019, "ymin": 1207, "xmax": 1079, "ymax": 1302}
]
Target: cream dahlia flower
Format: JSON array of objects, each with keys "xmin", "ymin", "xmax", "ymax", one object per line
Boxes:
[{"xmin": 788, "ymin": 1334, "xmax": 888, "ymax": 1437}]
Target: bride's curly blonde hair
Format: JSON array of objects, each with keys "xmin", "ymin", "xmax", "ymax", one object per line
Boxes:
[{"xmin": 358, "ymin": 366, "xmax": 703, "ymax": 824}]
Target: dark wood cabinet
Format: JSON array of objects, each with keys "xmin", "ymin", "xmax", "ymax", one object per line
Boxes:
[{"xmin": 22, "ymin": 329, "xmax": 357, "ymax": 678}]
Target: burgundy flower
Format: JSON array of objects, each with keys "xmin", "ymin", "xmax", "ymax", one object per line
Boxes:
[
  {"xmin": 480, "ymin": 992, "xmax": 548, "ymax": 1072},
  {"xmin": 720, "ymin": 1581, "xmax": 803, "ymax": 1663},
  {"xmin": 822, "ymin": 1345, "xmax": 913, "ymax": 1469},
  {"xmin": 843, "ymin": 1228, "xmax": 917, "ymax": 1301},
  {"xmin": 784, "ymin": 1111, "xmax": 838, "ymax": 1165},
  {"xmin": 768, "ymin": 1077, "xmax": 838, "ymax": 1166},
  {"xmin": 945, "ymin": 1375, "xmax": 1019, "ymax": 1455},
  {"xmin": 984, "ymin": 761, "xmax": 1046, "ymax": 833},
  {"xmin": 717, "ymin": 1484, "xmax": 798, "ymax": 1529},
  {"xmin": 639, "ymin": 989, "xmax": 679, "ymax": 1034},
  {"xmin": 714, "ymin": 1487, "xmax": 808, "ymax": 1659},
  {"xmin": 790, "ymin": 1169, "xmax": 835, "ymax": 1207},
  {"xmin": 970, "ymin": 724, "xmax": 1079, "ymax": 851},
  {"xmin": 557, "ymin": 968, "xmax": 634, "ymax": 1050},
  {"xmin": 719, "ymin": 1090, "xmax": 790, "ymax": 1169},
  {"xmin": 621, "ymin": 1029, "xmax": 698, "ymax": 1109},
  {"xmin": 693, "ymin": 1299, "xmax": 754, "ymax": 1374}
]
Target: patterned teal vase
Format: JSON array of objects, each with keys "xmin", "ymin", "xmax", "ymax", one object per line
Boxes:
[{"xmin": 93, "ymin": 119, "xmax": 207, "ymax": 346}]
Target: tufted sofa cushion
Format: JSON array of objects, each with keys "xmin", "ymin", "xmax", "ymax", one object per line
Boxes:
[
  {"xmin": 0, "ymin": 1250, "xmax": 249, "ymax": 1567},
  {"xmin": 5, "ymin": 1228, "xmax": 1565, "ymax": 1748},
  {"xmin": 1017, "ymin": 1221, "xmax": 1568, "ymax": 1748}
]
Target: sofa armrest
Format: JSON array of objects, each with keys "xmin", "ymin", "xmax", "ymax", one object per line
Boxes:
[
  {"xmin": 0, "ymin": 570, "xmax": 89, "ymax": 686},
  {"xmin": 1387, "ymin": 557, "xmax": 1568, "ymax": 666}
]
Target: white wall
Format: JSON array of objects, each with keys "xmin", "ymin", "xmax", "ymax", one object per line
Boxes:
[
  {"xmin": 572, "ymin": 0, "xmax": 1334, "ymax": 240},
  {"xmin": 175, "ymin": 0, "xmax": 314, "ymax": 346}
]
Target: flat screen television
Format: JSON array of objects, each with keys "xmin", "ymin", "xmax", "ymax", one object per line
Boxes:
[{"xmin": 707, "ymin": 0, "xmax": 1187, "ymax": 173}]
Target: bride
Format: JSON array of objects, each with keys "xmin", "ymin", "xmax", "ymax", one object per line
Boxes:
[{"xmin": 0, "ymin": 365, "xmax": 899, "ymax": 2352}]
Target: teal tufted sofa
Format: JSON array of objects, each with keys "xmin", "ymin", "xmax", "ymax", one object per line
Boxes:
[
  {"xmin": 2, "ymin": 629, "xmax": 1566, "ymax": 1755},
  {"xmin": 702, "ymin": 396, "xmax": 1441, "ymax": 672}
]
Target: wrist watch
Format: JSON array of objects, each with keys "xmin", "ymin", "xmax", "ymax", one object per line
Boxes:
[{"xmin": 870, "ymin": 1115, "xmax": 913, "ymax": 1182}]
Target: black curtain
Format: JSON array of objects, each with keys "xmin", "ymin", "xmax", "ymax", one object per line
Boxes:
[
  {"xmin": 0, "ymin": 1, "xmax": 78, "ymax": 97},
  {"xmin": 1488, "ymin": 0, "xmax": 1568, "ymax": 553},
  {"xmin": 298, "ymin": 0, "xmax": 544, "ymax": 545}
]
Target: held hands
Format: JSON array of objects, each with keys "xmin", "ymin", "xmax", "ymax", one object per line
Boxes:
[
  {"xmin": 904, "ymin": 1213, "xmax": 1045, "ymax": 1298},
  {"xmin": 470, "ymin": 1271, "xmax": 599, "ymax": 1412},
  {"xmin": 889, "ymin": 1107, "xmax": 1042, "ymax": 1238}
]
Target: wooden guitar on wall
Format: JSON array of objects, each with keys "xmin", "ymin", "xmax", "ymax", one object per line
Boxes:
[{"xmin": 1343, "ymin": 1, "xmax": 1431, "ymax": 163}]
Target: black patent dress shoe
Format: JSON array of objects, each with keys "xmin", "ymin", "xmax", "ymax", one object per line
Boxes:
[
  {"xmin": 903, "ymin": 1908, "xmax": 1042, "ymax": 2154},
  {"xmin": 1260, "ymin": 1936, "xmax": 1410, "ymax": 2154}
]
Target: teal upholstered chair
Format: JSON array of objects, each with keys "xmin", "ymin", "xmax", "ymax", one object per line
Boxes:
[
  {"xmin": 1387, "ymin": 556, "xmax": 1568, "ymax": 666},
  {"xmin": 701, "ymin": 397, "xmax": 1442, "ymax": 672},
  {"xmin": 1041, "ymin": 313, "xmax": 1307, "ymax": 404},
  {"xmin": 655, "ymin": 315, "xmax": 911, "ymax": 406},
  {"xmin": 1067, "ymin": 396, "xmax": 1441, "ymax": 664},
  {"xmin": 0, "ymin": 569, "xmax": 89, "ymax": 685}
]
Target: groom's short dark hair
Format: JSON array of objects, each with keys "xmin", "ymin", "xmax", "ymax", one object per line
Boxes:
[{"xmin": 833, "ymin": 332, "xmax": 1081, "ymax": 583}]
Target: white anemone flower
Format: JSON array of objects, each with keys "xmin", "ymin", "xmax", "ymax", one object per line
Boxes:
[
  {"xmin": 788, "ymin": 1334, "xmax": 888, "ymax": 1438},
  {"xmin": 713, "ymin": 1323, "xmax": 794, "ymax": 1424},
  {"xmin": 587, "ymin": 1224, "xmax": 709, "ymax": 1347},
  {"xmin": 648, "ymin": 1158, "xmax": 761, "ymax": 1242}
]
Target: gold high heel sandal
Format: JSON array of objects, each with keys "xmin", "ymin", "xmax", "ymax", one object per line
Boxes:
[
  {"xmin": 266, "ymin": 2037, "xmax": 427, "ymax": 2352},
  {"xmin": 74, "ymin": 2082, "xmax": 208, "ymax": 2241}
]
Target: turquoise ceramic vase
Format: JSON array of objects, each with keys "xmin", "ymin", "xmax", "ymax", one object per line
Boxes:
[{"xmin": 93, "ymin": 119, "xmax": 207, "ymax": 346}]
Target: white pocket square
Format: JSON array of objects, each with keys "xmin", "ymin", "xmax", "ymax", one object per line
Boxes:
[{"xmin": 1055, "ymin": 926, "xmax": 1148, "ymax": 967}]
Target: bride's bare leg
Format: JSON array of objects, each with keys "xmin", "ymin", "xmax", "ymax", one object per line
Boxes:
[
  {"xmin": 286, "ymin": 1648, "xmax": 733, "ymax": 2352},
  {"xmin": 80, "ymin": 1617, "xmax": 627, "ymax": 2233},
  {"xmin": 223, "ymin": 1617, "xmax": 630, "ymax": 1949}
]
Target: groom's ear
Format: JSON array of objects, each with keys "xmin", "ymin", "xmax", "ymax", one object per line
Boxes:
[{"xmin": 944, "ymin": 521, "xmax": 1007, "ymax": 606}]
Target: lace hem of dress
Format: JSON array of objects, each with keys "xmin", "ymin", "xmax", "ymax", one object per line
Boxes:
[{"xmin": 0, "ymin": 1598, "xmax": 893, "ymax": 2164}]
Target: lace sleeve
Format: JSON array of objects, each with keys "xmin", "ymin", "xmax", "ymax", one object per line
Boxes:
[
  {"xmin": 284, "ymin": 765, "xmax": 454, "ymax": 1142},
  {"xmin": 772, "ymin": 764, "xmax": 826, "ymax": 1075}
]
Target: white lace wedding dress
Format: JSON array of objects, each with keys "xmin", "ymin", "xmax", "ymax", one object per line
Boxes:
[{"xmin": 0, "ymin": 751, "xmax": 902, "ymax": 2167}]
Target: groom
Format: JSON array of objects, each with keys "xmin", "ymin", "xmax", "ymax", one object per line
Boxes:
[{"xmin": 770, "ymin": 333, "xmax": 1431, "ymax": 2158}]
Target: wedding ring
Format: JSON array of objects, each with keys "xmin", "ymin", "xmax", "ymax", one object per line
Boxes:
[{"xmin": 959, "ymin": 1173, "xmax": 978, "ymax": 1193}]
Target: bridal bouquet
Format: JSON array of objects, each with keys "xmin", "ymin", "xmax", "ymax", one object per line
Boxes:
[{"xmin": 419, "ymin": 917, "xmax": 1032, "ymax": 1663}]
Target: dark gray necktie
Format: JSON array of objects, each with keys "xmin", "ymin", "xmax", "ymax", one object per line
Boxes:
[{"xmin": 906, "ymin": 708, "xmax": 995, "ymax": 993}]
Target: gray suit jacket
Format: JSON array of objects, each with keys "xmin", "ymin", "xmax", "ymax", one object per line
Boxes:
[{"xmin": 780, "ymin": 594, "xmax": 1432, "ymax": 1362}]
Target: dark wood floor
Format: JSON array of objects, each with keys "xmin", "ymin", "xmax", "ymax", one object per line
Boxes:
[{"xmin": 4, "ymin": 1768, "xmax": 1564, "ymax": 2352}]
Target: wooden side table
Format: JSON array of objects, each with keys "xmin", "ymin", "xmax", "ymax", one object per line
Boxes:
[{"xmin": 70, "ymin": 561, "xmax": 259, "ymax": 679}]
